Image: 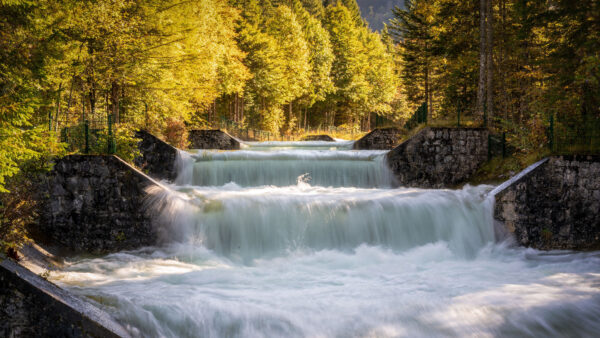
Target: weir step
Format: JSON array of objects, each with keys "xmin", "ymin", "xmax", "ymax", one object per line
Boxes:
[
  {"xmin": 188, "ymin": 129, "xmax": 241, "ymax": 150},
  {"xmin": 0, "ymin": 259, "xmax": 130, "ymax": 338},
  {"xmin": 385, "ymin": 127, "xmax": 489, "ymax": 188},
  {"xmin": 135, "ymin": 130, "xmax": 179, "ymax": 181},
  {"xmin": 38, "ymin": 155, "xmax": 167, "ymax": 254},
  {"xmin": 353, "ymin": 127, "xmax": 402, "ymax": 150},
  {"xmin": 493, "ymin": 155, "xmax": 600, "ymax": 250}
]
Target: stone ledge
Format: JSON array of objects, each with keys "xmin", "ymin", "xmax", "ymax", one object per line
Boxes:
[
  {"xmin": 386, "ymin": 127, "xmax": 489, "ymax": 188},
  {"xmin": 302, "ymin": 135, "xmax": 335, "ymax": 142},
  {"xmin": 37, "ymin": 155, "xmax": 166, "ymax": 254},
  {"xmin": 494, "ymin": 156, "xmax": 600, "ymax": 250},
  {"xmin": 135, "ymin": 130, "xmax": 179, "ymax": 181},
  {"xmin": 353, "ymin": 128, "xmax": 402, "ymax": 150},
  {"xmin": 0, "ymin": 259, "xmax": 129, "ymax": 338},
  {"xmin": 188, "ymin": 130, "xmax": 240, "ymax": 150}
]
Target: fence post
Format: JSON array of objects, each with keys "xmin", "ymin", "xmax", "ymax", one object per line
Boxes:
[
  {"xmin": 84, "ymin": 120, "xmax": 89, "ymax": 154},
  {"xmin": 549, "ymin": 114, "xmax": 554, "ymax": 152},
  {"xmin": 107, "ymin": 114, "xmax": 116, "ymax": 154},
  {"xmin": 502, "ymin": 132, "xmax": 506, "ymax": 158},
  {"xmin": 48, "ymin": 111, "xmax": 52, "ymax": 131},
  {"xmin": 487, "ymin": 134, "xmax": 491, "ymax": 161},
  {"xmin": 483, "ymin": 104, "xmax": 488, "ymax": 128}
]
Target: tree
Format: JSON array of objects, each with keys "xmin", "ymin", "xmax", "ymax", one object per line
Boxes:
[
  {"xmin": 389, "ymin": 0, "xmax": 437, "ymax": 120},
  {"xmin": 324, "ymin": 2, "xmax": 397, "ymax": 130},
  {"xmin": 0, "ymin": 0, "xmax": 64, "ymax": 192}
]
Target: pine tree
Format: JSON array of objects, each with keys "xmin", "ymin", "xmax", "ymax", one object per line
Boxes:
[{"xmin": 389, "ymin": 0, "xmax": 437, "ymax": 119}]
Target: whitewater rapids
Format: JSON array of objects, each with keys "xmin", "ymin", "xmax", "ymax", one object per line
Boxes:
[{"xmin": 51, "ymin": 139, "xmax": 600, "ymax": 337}]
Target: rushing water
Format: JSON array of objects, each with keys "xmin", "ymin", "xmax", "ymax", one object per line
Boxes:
[{"xmin": 52, "ymin": 140, "xmax": 600, "ymax": 337}]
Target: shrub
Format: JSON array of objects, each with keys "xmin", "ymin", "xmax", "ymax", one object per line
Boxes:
[
  {"xmin": 0, "ymin": 131, "xmax": 66, "ymax": 257},
  {"xmin": 164, "ymin": 117, "xmax": 189, "ymax": 148}
]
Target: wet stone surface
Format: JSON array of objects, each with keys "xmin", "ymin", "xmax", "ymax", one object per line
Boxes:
[
  {"xmin": 494, "ymin": 155, "xmax": 600, "ymax": 250},
  {"xmin": 38, "ymin": 155, "xmax": 162, "ymax": 254},
  {"xmin": 135, "ymin": 130, "xmax": 178, "ymax": 181},
  {"xmin": 386, "ymin": 127, "xmax": 489, "ymax": 188},
  {"xmin": 188, "ymin": 129, "xmax": 240, "ymax": 150},
  {"xmin": 353, "ymin": 127, "xmax": 403, "ymax": 150}
]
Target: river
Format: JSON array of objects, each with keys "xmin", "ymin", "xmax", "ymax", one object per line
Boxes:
[{"xmin": 52, "ymin": 140, "xmax": 600, "ymax": 337}]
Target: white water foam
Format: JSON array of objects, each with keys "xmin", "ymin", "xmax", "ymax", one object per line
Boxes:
[{"xmin": 51, "ymin": 142, "xmax": 600, "ymax": 338}]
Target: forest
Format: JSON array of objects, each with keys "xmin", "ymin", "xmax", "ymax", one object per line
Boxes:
[{"xmin": 1, "ymin": 0, "xmax": 599, "ymax": 250}]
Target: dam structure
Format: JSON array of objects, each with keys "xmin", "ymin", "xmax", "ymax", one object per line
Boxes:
[{"xmin": 49, "ymin": 138, "xmax": 600, "ymax": 337}]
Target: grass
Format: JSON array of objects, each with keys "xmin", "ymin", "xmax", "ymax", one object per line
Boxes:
[{"xmin": 470, "ymin": 150, "xmax": 550, "ymax": 185}]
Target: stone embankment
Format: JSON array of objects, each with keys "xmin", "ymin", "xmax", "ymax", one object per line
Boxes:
[
  {"xmin": 302, "ymin": 135, "xmax": 335, "ymax": 141},
  {"xmin": 493, "ymin": 155, "xmax": 600, "ymax": 250},
  {"xmin": 353, "ymin": 127, "xmax": 402, "ymax": 150},
  {"xmin": 188, "ymin": 129, "xmax": 240, "ymax": 149},
  {"xmin": 135, "ymin": 130, "xmax": 179, "ymax": 181},
  {"xmin": 386, "ymin": 127, "xmax": 489, "ymax": 188},
  {"xmin": 0, "ymin": 259, "xmax": 129, "ymax": 338},
  {"xmin": 38, "ymin": 155, "xmax": 165, "ymax": 254}
]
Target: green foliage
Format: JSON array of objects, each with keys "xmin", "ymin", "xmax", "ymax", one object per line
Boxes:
[
  {"xmin": 390, "ymin": 0, "xmax": 600, "ymax": 154},
  {"xmin": 89, "ymin": 124, "xmax": 141, "ymax": 163},
  {"xmin": 0, "ymin": 130, "xmax": 66, "ymax": 255}
]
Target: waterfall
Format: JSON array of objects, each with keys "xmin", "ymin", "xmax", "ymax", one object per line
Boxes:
[
  {"xmin": 52, "ymin": 140, "xmax": 600, "ymax": 338},
  {"xmin": 176, "ymin": 148, "xmax": 395, "ymax": 188}
]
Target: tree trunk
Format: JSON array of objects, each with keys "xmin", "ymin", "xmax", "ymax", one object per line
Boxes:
[
  {"xmin": 477, "ymin": 0, "xmax": 487, "ymax": 121},
  {"xmin": 486, "ymin": 0, "xmax": 494, "ymax": 128},
  {"xmin": 425, "ymin": 50, "xmax": 430, "ymax": 121},
  {"xmin": 88, "ymin": 77, "xmax": 96, "ymax": 116},
  {"xmin": 500, "ymin": 0, "xmax": 507, "ymax": 122},
  {"xmin": 304, "ymin": 107, "xmax": 308, "ymax": 130},
  {"xmin": 110, "ymin": 81, "xmax": 119, "ymax": 123},
  {"xmin": 240, "ymin": 96, "xmax": 244, "ymax": 121},
  {"xmin": 54, "ymin": 83, "xmax": 62, "ymax": 131}
]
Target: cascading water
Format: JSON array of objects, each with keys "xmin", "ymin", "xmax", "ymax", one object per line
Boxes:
[
  {"xmin": 52, "ymin": 139, "xmax": 600, "ymax": 337},
  {"xmin": 176, "ymin": 141, "xmax": 394, "ymax": 188}
]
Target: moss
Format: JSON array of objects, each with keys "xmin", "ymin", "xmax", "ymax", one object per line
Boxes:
[
  {"xmin": 541, "ymin": 228, "xmax": 553, "ymax": 243},
  {"xmin": 115, "ymin": 231, "xmax": 126, "ymax": 242},
  {"xmin": 39, "ymin": 270, "xmax": 50, "ymax": 280}
]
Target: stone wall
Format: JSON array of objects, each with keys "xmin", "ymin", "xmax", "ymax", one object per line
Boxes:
[
  {"xmin": 134, "ymin": 130, "xmax": 179, "ymax": 181},
  {"xmin": 386, "ymin": 127, "xmax": 488, "ymax": 188},
  {"xmin": 188, "ymin": 130, "xmax": 240, "ymax": 150},
  {"xmin": 38, "ymin": 155, "xmax": 164, "ymax": 254},
  {"xmin": 353, "ymin": 128, "xmax": 402, "ymax": 150},
  {"xmin": 493, "ymin": 155, "xmax": 600, "ymax": 250},
  {"xmin": 0, "ymin": 259, "xmax": 129, "ymax": 337},
  {"xmin": 302, "ymin": 135, "xmax": 335, "ymax": 142}
]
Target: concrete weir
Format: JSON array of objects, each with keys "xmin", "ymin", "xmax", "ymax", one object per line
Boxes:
[
  {"xmin": 493, "ymin": 155, "xmax": 600, "ymax": 250},
  {"xmin": 135, "ymin": 130, "xmax": 179, "ymax": 181},
  {"xmin": 353, "ymin": 127, "xmax": 402, "ymax": 150},
  {"xmin": 188, "ymin": 129, "xmax": 241, "ymax": 150},
  {"xmin": 38, "ymin": 155, "xmax": 166, "ymax": 254},
  {"xmin": 0, "ymin": 259, "xmax": 130, "ymax": 338},
  {"xmin": 386, "ymin": 127, "xmax": 489, "ymax": 188},
  {"xmin": 302, "ymin": 134, "xmax": 335, "ymax": 141}
]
